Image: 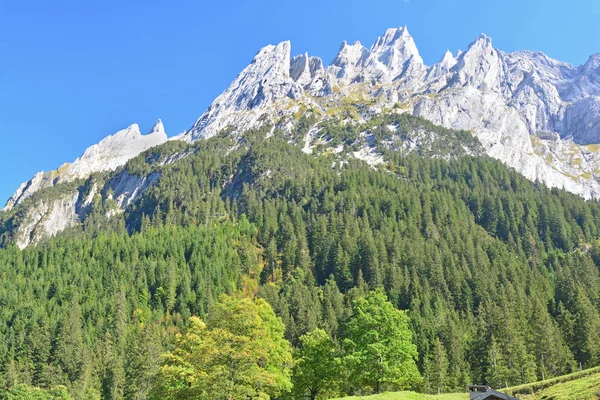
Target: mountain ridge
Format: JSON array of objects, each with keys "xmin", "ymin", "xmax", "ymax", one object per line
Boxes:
[
  {"xmin": 9, "ymin": 26, "xmax": 600, "ymax": 208},
  {"xmin": 3, "ymin": 120, "xmax": 167, "ymax": 212},
  {"xmin": 7, "ymin": 26, "xmax": 600, "ymax": 247},
  {"xmin": 176, "ymin": 27, "xmax": 600, "ymax": 200}
]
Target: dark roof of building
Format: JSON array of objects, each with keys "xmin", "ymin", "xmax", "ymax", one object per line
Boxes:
[{"xmin": 468, "ymin": 385, "xmax": 520, "ymax": 400}]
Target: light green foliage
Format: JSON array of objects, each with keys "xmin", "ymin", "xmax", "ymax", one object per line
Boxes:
[
  {"xmin": 2, "ymin": 384, "xmax": 71, "ymax": 400},
  {"xmin": 335, "ymin": 368, "xmax": 600, "ymax": 399},
  {"xmin": 290, "ymin": 328, "xmax": 343, "ymax": 399},
  {"xmin": 504, "ymin": 366, "xmax": 600, "ymax": 399},
  {"xmin": 1, "ymin": 114, "xmax": 600, "ymax": 398},
  {"xmin": 342, "ymin": 291, "xmax": 421, "ymax": 394},
  {"xmin": 153, "ymin": 295, "xmax": 293, "ymax": 400},
  {"xmin": 519, "ymin": 373, "xmax": 600, "ymax": 399},
  {"xmin": 335, "ymin": 367, "xmax": 600, "ymax": 399}
]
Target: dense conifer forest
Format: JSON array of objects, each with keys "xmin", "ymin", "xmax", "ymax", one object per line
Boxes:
[{"xmin": 1, "ymin": 114, "xmax": 600, "ymax": 398}]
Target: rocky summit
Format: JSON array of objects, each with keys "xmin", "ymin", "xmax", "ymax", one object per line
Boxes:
[
  {"xmin": 3, "ymin": 120, "xmax": 168, "ymax": 212},
  {"xmin": 7, "ymin": 26, "xmax": 600, "ymax": 247},
  {"xmin": 182, "ymin": 26, "xmax": 600, "ymax": 199}
]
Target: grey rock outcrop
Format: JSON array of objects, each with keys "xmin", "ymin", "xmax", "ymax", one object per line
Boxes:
[
  {"xmin": 9, "ymin": 25, "xmax": 600, "ymax": 248},
  {"xmin": 180, "ymin": 27, "xmax": 600, "ymax": 199},
  {"xmin": 4, "ymin": 121, "xmax": 167, "ymax": 211}
]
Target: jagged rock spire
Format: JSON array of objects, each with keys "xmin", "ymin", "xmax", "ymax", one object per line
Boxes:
[
  {"xmin": 186, "ymin": 41, "xmax": 304, "ymax": 141},
  {"xmin": 4, "ymin": 121, "xmax": 168, "ymax": 211},
  {"xmin": 450, "ymin": 33, "xmax": 506, "ymax": 92},
  {"xmin": 150, "ymin": 119, "xmax": 165, "ymax": 135},
  {"xmin": 328, "ymin": 40, "xmax": 369, "ymax": 81},
  {"xmin": 290, "ymin": 52, "xmax": 325, "ymax": 86}
]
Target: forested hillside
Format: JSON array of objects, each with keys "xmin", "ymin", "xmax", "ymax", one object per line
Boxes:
[{"xmin": 1, "ymin": 114, "xmax": 600, "ymax": 398}]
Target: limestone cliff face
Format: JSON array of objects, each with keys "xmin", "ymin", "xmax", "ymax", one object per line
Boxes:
[
  {"xmin": 4, "ymin": 121, "xmax": 167, "ymax": 212},
  {"xmin": 8, "ymin": 25, "xmax": 600, "ymax": 247},
  {"xmin": 11, "ymin": 170, "xmax": 162, "ymax": 249},
  {"xmin": 178, "ymin": 27, "xmax": 600, "ymax": 199}
]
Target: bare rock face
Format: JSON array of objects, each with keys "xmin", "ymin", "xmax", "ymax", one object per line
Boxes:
[
  {"xmin": 14, "ymin": 192, "xmax": 81, "ymax": 249},
  {"xmin": 108, "ymin": 171, "xmax": 161, "ymax": 209},
  {"xmin": 328, "ymin": 40, "xmax": 369, "ymax": 82},
  {"xmin": 178, "ymin": 27, "xmax": 600, "ymax": 199},
  {"xmin": 9, "ymin": 25, "xmax": 600, "ymax": 248},
  {"xmin": 508, "ymin": 71, "xmax": 563, "ymax": 134},
  {"xmin": 326, "ymin": 26, "xmax": 427, "ymax": 88},
  {"xmin": 4, "ymin": 121, "xmax": 167, "ymax": 211},
  {"xmin": 426, "ymin": 50, "xmax": 458, "ymax": 82},
  {"xmin": 449, "ymin": 35, "xmax": 508, "ymax": 94},
  {"xmin": 185, "ymin": 41, "xmax": 306, "ymax": 141},
  {"xmin": 564, "ymin": 96, "xmax": 600, "ymax": 144},
  {"xmin": 562, "ymin": 54, "xmax": 600, "ymax": 101},
  {"xmin": 67, "ymin": 120, "xmax": 167, "ymax": 179},
  {"xmin": 4, "ymin": 120, "xmax": 168, "ymax": 248},
  {"xmin": 11, "ymin": 169, "xmax": 164, "ymax": 249},
  {"xmin": 290, "ymin": 53, "xmax": 325, "ymax": 87},
  {"xmin": 362, "ymin": 26, "xmax": 426, "ymax": 84}
]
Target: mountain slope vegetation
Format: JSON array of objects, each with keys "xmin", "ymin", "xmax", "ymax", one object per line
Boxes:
[{"xmin": 1, "ymin": 115, "xmax": 600, "ymax": 398}]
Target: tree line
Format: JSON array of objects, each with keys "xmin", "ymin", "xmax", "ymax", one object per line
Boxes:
[{"xmin": 1, "ymin": 113, "xmax": 600, "ymax": 398}]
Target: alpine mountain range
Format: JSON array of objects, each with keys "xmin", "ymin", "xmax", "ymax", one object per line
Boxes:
[{"xmin": 6, "ymin": 25, "xmax": 600, "ymax": 248}]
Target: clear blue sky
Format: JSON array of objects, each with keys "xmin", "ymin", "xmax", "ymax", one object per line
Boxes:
[{"xmin": 1, "ymin": 0, "xmax": 600, "ymax": 203}]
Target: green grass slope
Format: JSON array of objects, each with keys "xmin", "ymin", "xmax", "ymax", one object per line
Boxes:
[
  {"xmin": 519, "ymin": 373, "xmax": 600, "ymax": 399},
  {"xmin": 504, "ymin": 367, "xmax": 600, "ymax": 400},
  {"xmin": 333, "ymin": 392, "xmax": 467, "ymax": 400},
  {"xmin": 334, "ymin": 367, "xmax": 600, "ymax": 400}
]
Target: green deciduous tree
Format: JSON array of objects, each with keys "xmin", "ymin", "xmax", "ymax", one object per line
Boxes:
[
  {"xmin": 290, "ymin": 329, "xmax": 342, "ymax": 400},
  {"xmin": 341, "ymin": 291, "xmax": 421, "ymax": 394},
  {"xmin": 153, "ymin": 295, "xmax": 293, "ymax": 399},
  {"xmin": 2, "ymin": 384, "xmax": 71, "ymax": 400}
]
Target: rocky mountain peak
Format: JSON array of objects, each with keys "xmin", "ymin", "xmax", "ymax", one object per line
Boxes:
[
  {"xmin": 450, "ymin": 32, "xmax": 506, "ymax": 92},
  {"xmin": 76, "ymin": 122, "xmax": 167, "ymax": 167},
  {"xmin": 257, "ymin": 40, "xmax": 289, "ymax": 63},
  {"xmin": 290, "ymin": 53, "xmax": 311, "ymax": 83},
  {"xmin": 562, "ymin": 54, "xmax": 600, "ymax": 101},
  {"xmin": 185, "ymin": 40, "xmax": 303, "ymax": 141},
  {"xmin": 364, "ymin": 26, "xmax": 424, "ymax": 82},
  {"xmin": 427, "ymin": 49, "xmax": 458, "ymax": 81},
  {"xmin": 440, "ymin": 49, "xmax": 456, "ymax": 64},
  {"xmin": 150, "ymin": 119, "xmax": 166, "ymax": 136},
  {"xmin": 173, "ymin": 28, "xmax": 600, "ymax": 200},
  {"xmin": 4, "ymin": 122, "xmax": 168, "ymax": 211},
  {"xmin": 11, "ymin": 25, "xmax": 600, "ymax": 248},
  {"xmin": 290, "ymin": 52, "xmax": 325, "ymax": 87},
  {"xmin": 329, "ymin": 40, "xmax": 369, "ymax": 81},
  {"xmin": 583, "ymin": 53, "xmax": 600, "ymax": 70},
  {"xmin": 473, "ymin": 33, "xmax": 492, "ymax": 46},
  {"xmin": 371, "ymin": 26, "xmax": 411, "ymax": 51},
  {"xmin": 108, "ymin": 123, "xmax": 140, "ymax": 140}
]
